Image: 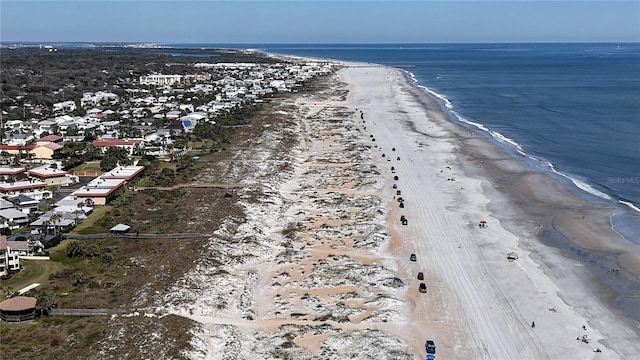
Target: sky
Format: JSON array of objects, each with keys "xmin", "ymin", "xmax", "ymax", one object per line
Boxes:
[{"xmin": 0, "ymin": 1, "xmax": 638, "ymax": 44}]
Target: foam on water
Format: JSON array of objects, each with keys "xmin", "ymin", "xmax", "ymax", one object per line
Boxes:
[
  {"xmin": 545, "ymin": 162, "xmax": 614, "ymax": 201},
  {"xmin": 619, "ymin": 200, "xmax": 640, "ymax": 213}
]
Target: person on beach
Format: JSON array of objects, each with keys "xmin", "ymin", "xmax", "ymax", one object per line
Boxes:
[{"xmin": 531, "ymin": 321, "xmax": 535, "ymax": 328}]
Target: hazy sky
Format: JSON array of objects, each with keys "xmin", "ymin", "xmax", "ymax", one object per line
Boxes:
[{"xmin": 1, "ymin": 1, "xmax": 638, "ymax": 43}]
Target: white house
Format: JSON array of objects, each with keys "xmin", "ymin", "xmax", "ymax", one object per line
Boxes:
[
  {"xmin": 139, "ymin": 74, "xmax": 183, "ymax": 86},
  {"xmin": 0, "ymin": 208, "xmax": 30, "ymax": 230},
  {"xmin": 53, "ymin": 101, "xmax": 77, "ymax": 113},
  {"xmin": 178, "ymin": 112, "xmax": 208, "ymax": 133},
  {"xmin": 0, "ymin": 236, "xmax": 21, "ymax": 276}
]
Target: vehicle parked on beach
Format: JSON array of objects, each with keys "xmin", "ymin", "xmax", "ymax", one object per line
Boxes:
[
  {"xmin": 418, "ymin": 272, "xmax": 424, "ymax": 280},
  {"xmin": 425, "ymin": 340, "xmax": 436, "ymax": 354},
  {"xmin": 410, "ymin": 254, "xmax": 417, "ymax": 261},
  {"xmin": 419, "ymin": 283, "xmax": 427, "ymax": 293}
]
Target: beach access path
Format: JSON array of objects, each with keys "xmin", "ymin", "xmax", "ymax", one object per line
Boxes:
[{"xmin": 340, "ymin": 63, "xmax": 638, "ymax": 359}]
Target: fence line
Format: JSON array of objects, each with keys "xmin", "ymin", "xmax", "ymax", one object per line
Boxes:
[
  {"xmin": 63, "ymin": 232, "xmax": 232, "ymax": 241},
  {"xmin": 48, "ymin": 308, "xmax": 127, "ymax": 317}
]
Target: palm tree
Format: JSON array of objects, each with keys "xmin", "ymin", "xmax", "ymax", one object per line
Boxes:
[
  {"xmin": 50, "ymin": 213, "xmax": 63, "ymax": 237},
  {"xmin": 42, "ymin": 219, "xmax": 51, "ymax": 235},
  {"xmin": 74, "ymin": 203, "xmax": 84, "ymax": 225}
]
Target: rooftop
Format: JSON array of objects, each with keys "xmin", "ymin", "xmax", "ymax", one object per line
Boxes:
[{"xmin": 0, "ymin": 296, "xmax": 37, "ymax": 311}]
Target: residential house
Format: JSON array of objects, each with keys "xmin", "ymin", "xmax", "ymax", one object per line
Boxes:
[
  {"xmin": 30, "ymin": 142, "xmax": 63, "ymax": 159},
  {"xmin": 5, "ymin": 239, "xmax": 43, "ymax": 256},
  {"xmin": 92, "ymin": 139, "xmax": 142, "ymax": 155},
  {"xmin": 0, "ymin": 236, "xmax": 20, "ymax": 276},
  {"xmin": 139, "ymin": 74, "xmax": 182, "ymax": 86},
  {"xmin": 0, "ymin": 198, "xmax": 14, "ymax": 210},
  {"xmin": 30, "ymin": 211, "xmax": 76, "ymax": 235},
  {"xmin": 71, "ymin": 165, "xmax": 144, "ymax": 205},
  {"xmin": 53, "ymin": 196, "xmax": 92, "ymax": 222},
  {"xmin": 0, "ymin": 144, "xmax": 34, "ymax": 156},
  {"xmin": 72, "ymin": 178, "xmax": 127, "ymax": 206},
  {"xmin": 27, "ymin": 166, "xmax": 72, "ymax": 186},
  {"xmin": 0, "ymin": 208, "xmax": 30, "ymax": 230},
  {"xmin": 80, "ymin": 91, "xmax": 119, "ymax": 108},
  {"xmin": 36, "ymin": 120, "xmax": 57, "ymax": 135},
  {"xmin": 8, "ymin": 194, "xmax": 40, "ymax": 215},
  {"xmin": 4, "ymin": 120, "xmax": 23, "ymax": 132},
  {"xmin": 178, "ymin": 112, "xmax": 207, "ymax": 133},
  {"xmin": 0, "ymin": 167, "xmax": 27, "ymax": 182},
  {"xmin": 0, "ymin": 180, "xmax": 49, "ymax": 200},
  {"xmin": 52, "ymin": 100, "xmax": 76, "ymax": 114},
  {"xmin": 5, "ymin": 134, "xmax": 34, "ymax": 146}
]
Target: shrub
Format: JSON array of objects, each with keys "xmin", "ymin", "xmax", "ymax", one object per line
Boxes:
[
  {"xmin": 66, "ymin": 241, "xmax": 100, "ymax": 258},
  {"xmin": 101, "ymin": 253, "xmax": 113, "ymax": 264}
]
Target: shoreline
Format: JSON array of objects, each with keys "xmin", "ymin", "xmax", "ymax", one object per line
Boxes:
[
  {"xmin": 396, "ymin": 68, "xmax": 640, "ymax": 321},
  {"xmin": 337, "ymin": 61, "xmax": 640, "ymax": 357},
  {"xmin": 401, "ymin": 69, "xmax": 640, "ymax": 247}
]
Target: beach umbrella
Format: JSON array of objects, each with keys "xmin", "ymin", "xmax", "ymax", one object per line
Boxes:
[{"xmin": 480, "ymin": 220, "xmax": 487, "ymax": 224}]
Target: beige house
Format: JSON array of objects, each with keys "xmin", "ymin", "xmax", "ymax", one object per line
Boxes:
[
  {"xmin": 31, "ymin": 143, "xmax": 63, "ymax": 159},
  {"xmin": 27, "ymin": 166, "xmax": 74, "ymax": 186},
  {"xmin": 31, "ymin": 135, "xmax": 64, "ymax": 159}
]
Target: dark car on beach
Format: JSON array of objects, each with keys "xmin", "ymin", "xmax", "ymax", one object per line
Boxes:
[
  {"xmin": 425, "ymin": 340, "xmax": 436, "ymax": 354},
  {"xmin": 410, "ymin": 254, "xmax": 417, "ymax": 261},
  {"xmin": 419, "ymin": 283, "xmax": 427, "ymax": 293},
  {"xmin": 418, "ymin": 272, "xmax": 424, "ymax": 280}
]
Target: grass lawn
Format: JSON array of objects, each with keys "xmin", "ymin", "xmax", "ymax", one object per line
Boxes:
[
  {"xmin": 0, "ymin": 259, "xmax": 64, "ymax": 295},
  {"xmin": 71, "ymin": 206, "xmax": 113, "ymax": 234},
  {"xmin": 71, "ymin": 161, "xmax": 102, "ymax": 173}
]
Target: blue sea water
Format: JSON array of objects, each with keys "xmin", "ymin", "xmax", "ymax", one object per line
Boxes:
[{"xmin": 175, "ymin": 43, "xmax": 640, "ymax": 242}]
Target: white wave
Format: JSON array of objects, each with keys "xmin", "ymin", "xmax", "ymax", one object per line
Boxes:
[
  {"xmin": 418, "ymin": 84, "xmax": 454, "ymax": 110},
  {"xmin": 546, "ymin": 162, "xmax": 613, "ymax": 201},
  {"xmin": 454, "ymin": 113, "xmax": 490, "ymax": 132},
  {"xmin": 619, "ymin": 200, "xmax": 640, "ymax": 213},
  {"xmin": 490, "ymin": 130, "xmax": 527, "ymax": 156}
]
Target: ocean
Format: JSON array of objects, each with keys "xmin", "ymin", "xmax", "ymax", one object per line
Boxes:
[{"xmin": 223, "ymin": 43, "xmax": 639, "ymax": 244}]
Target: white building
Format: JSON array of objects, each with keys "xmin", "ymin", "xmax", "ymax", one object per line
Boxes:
[
  {"xmin": 0, "ymin": 236, "xmax": 20, "ymax": 276},
  {"xmin": 139, "ymin": 75, "xmax": 183, "ymax": 86},
  {"xmin": 53, "ymin": 100, "xmax": 77, "ymax": 113}
]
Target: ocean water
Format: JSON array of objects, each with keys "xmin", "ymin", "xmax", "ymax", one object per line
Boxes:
[{"xmin": 234, "ymin": 43, "xmax": 639, "ymax": 244}]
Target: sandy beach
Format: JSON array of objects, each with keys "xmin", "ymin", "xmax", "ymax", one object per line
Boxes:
[{"xmin": 163, "ymin": 62, "xmax": 640, "ymax": 359}]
